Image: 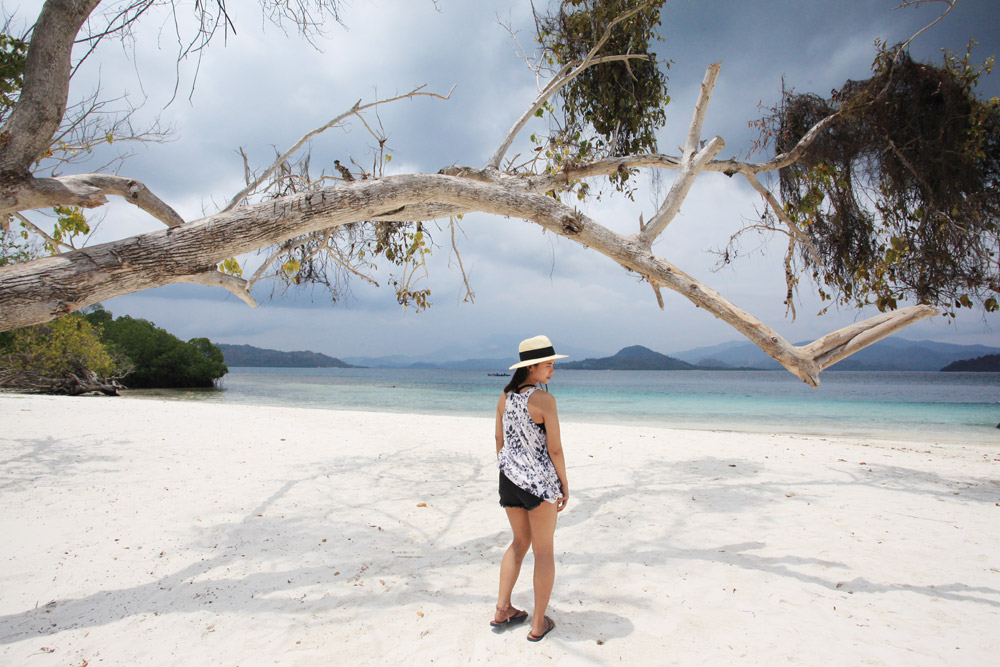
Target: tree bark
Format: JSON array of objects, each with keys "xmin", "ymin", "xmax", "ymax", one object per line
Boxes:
[
  {"xmin": 1, "ymin": 174, "xmax": 185, "ymax": 225},
  {"xmin": 0, "ymin": 172, "xmax": 939, "ymax": 385}
]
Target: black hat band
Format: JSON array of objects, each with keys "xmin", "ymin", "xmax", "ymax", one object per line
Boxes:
[{"xmin": 519, "ymin": 346, "xmax": 556, "ymax": 362}]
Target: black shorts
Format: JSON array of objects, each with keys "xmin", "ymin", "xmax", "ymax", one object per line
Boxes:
[{"xmin": 499, "ymin": 471, "xmax": 544, "ymax": 511}]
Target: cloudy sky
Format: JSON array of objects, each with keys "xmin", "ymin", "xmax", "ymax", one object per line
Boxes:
[{"xmin": 9, "ymin": 0, "xmax": 1000, "ymax": 361}]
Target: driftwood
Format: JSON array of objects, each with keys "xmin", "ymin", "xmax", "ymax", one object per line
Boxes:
[{"xmin": 0, "ymin": 367, "xmax": 122, "ymax": 396}]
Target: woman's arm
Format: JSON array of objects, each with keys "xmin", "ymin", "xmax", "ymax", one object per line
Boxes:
[
  {"xmin": 495, "ymin": 392, "xmax": 505, "ymax": 457},
  {"xmin": 534, "ymin": 391, "xmax": 569, "ymax": 511}
]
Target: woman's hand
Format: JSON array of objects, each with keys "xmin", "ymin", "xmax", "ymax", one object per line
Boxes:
[{"xmin": 557, "ymin": 489, "xmax": 569, "ymax": 512}]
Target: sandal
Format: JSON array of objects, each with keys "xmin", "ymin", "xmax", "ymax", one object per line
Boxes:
[
  {"xmin": 490, "ymin": 605, "xmax": 528, "ymax": 628},
  {"xmin": 527, "ymin": 616, "xmax": 555, "ymax": 642}
]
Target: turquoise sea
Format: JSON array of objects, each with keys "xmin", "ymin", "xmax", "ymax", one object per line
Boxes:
[{"xmin": 124, "ymin": 368, "xmax": 1000, "ymax": 445}]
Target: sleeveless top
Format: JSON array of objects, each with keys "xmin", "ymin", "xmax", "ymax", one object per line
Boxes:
[{"xmin": 497, "ymin": 387, "xmax": 563, "ymax": 502}]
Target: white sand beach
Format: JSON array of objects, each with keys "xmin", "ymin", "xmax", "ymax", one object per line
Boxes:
[{"xmin": 1, "ymin": 393, "xmax": 999, "ymax": 665}]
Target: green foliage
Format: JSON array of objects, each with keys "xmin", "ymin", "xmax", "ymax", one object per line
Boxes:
[
  {"xmin": 536, "ymin": 0, "xmax": 670, "ymax": 192},
  {"xmin": 220, "ymin": 257, "xmax": 243, "ymax": 276},
  {"xmin": 1, "ymin": 205, "xmax": 94, "ymax": 265},
  {"xmin": 85, "ymin": 311, "xmax": 228, "ymax": 388},
  {"xmin": 279, "ymin": 220, "xmax": 433, "ymax": 312},
  {"xmin": 375, "ymin": 223, "xmax": 432, "ymax": 310},
  {"xmin": 50, "ymin": 206, "xmax": 91, "ymax": 251},
  {"xmin": 0, "ymin": 31, "xmax": 27, "ymax": 120},
  {"xmin": 0, "ymin": 225, "xmax": 37, "ymax": 267},
  {"xmin": 0, "ymin": 309, "xmax": 226, "ymax": 390},
  {"xmin": 0, "ymin": 314, "xmax": 117, "ymax": 378},
  {"xmin": 759, "ymin": 42, "xmax": 1000, "ymax": 315},
  {"xmin": 187, "ymin": 336, "xmax": 226, "ymax": 369}
]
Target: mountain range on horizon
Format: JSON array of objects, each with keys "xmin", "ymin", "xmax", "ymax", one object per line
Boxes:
[
  {"xmin": 669, "ymin": 337, "xmax": 1000, "ymax": 372},
  {"xmin": 333, "ymin": 338, "xmax": 1000, "ymax": 371},
  {"xmin": 217, "ymin": 339, "xmax": 1000, "ymax": 372},
  {"xmin": 559, "ymin": 345, "xmax": 697, "ymax": 371},
  {"xmin": 217, "ymin": 343, "xmax": 357, "ymax": 368}
]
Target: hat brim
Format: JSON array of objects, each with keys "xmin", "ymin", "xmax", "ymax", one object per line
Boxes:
[{"xmin": 508, "ymin": 353, "xmax": 568, "ymax": 370}]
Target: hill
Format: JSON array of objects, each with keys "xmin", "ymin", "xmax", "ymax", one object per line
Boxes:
[
  {"xmin": 940, "ymin": 354, "xmax": 1000, "ymax": 372},
  {"xmin": 560, "ymin": 345, "xmax": 696, "ymax": 370},
  {"xmin": 218, "ymin": 344, "xmax": 357, "ymax": 368},
  {"xmin": 671, "ymin": 338, "xmax": 1000, "ymax": 371}
]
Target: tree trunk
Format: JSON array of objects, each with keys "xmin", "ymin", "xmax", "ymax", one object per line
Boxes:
[{"xmin": 0, "ymin": 0, "xmax": 102, "ymax": 176}]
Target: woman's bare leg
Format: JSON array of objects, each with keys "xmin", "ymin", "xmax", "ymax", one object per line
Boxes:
[
  {"xmin": 495, "ymin": 507, "xmax": 531, "ymax": 622},
  {"xmin": 526, "ymin": 501, "xmax": 558, "ymax": 636}
]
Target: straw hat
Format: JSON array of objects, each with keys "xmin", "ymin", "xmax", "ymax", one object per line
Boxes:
[{"xmin": 508, "ymin": 335, "xmax": 569, "ymax": 370}]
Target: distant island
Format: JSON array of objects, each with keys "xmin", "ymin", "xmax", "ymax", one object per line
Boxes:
[
  {"xmin": 247, "ymin": 338, "xmax": 999, "ymax": 372},
  {"xmin": 671, "ymin": 338, "xmax": 1000, "ymax": 372},
  {"xmin": 560, "ymin": 345, "xmax": 697, "ymax": 370},
  {"xmin": 940, "ymin": 354, "xmax": 1000, "ymax": 372},
  {"xmin": 218, "ymin": 343, "xmax": 358, "ymax": 368}
]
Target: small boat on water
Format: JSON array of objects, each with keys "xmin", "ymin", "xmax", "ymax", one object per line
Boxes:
[{"xmin": 487, "ymin": 371, "xmax": 510, "ymax": 377}]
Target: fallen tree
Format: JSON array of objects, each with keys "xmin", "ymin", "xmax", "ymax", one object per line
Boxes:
[
  {"xmin": 0, "ymin": 366, "xmax": 122, "ymax": 395},
  {"xmin": 1, "ymin": 1, "xmax": 995, "ymax": 386},
  {"xmin": 0, "ymin": 312, "xmax": 127, "ymax": 395}
]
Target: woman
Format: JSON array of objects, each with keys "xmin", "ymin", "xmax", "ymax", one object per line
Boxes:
[{"xmin": 490, "ymin": 335, "xmax": 569, "ymax": 642}]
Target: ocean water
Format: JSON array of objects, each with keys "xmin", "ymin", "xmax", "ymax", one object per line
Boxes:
[{"xmin": 124, "ymin": 368, "xmax": 1000, "ymax": 445}]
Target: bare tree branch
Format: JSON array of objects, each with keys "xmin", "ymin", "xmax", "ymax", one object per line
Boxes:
[
  {"xmin": 222, "ymin": 85, "xmax": 454, "ymax": 212},
  {"xmin": 12, "ymin": 212, "xmax": 65, "ymax": 252},
  {"xmin": 804, "ymin": 304, "xmax": 939, "ymax": 370},
  {"xmin": 1, "ymin": 173, "xmax": 184, "ymax": 227},
  {"xmin": 326, "ymin": 246, "xmax": 379, "ymax": 286},
  {"xmin": 638, "ymin": 63, "xmax": 725, "ymax": 243},
  {"xmin": 0, "ymin": 172, "xmax": 940, "ymax": 385},
  {"xmin": 176, "ymin": 270, "xmax": 257, "ymax": 307},
  {"xmin": 893, "ymin": 0, "xmax": 956, "ymax": 58},
  {"xmin": 487, "ymin": 0, "xmax": 656, "ymax": 169},
  {"xmin": 448, "ymin": 216, "xmax": 475, "ymax": 304}
]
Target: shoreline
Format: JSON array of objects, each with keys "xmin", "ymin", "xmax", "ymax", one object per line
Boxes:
[
  {"xmin": 113, "ymin": 385, "xmax": 1000, "ymax": 447},
  {"xmin": 3, "ymin": 394, "xmax": 999, "ymax": 665}
]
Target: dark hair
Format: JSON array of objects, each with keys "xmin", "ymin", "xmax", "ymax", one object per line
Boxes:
[{"xmin": 503, "ymin": 366, "xmax": 530, "ymax": 394}]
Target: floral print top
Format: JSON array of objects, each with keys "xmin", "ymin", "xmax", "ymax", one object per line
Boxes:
[{"xmin": 497, "ymin": 388, "xmax": 563, "ymax": 503}]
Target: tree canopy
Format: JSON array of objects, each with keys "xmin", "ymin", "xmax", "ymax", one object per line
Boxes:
[
  {"xmin": 0, "ymin": 0, "xmax": 995, "ymax": 386},
  {"xmin": 0, "ymin": 312, "xmax": 119, "ymax": 394},
  {"xmin": 85, "ymin": 311, "xmax": 227, "ymax": 388},
  {"xmin": 535, "ymin": 0, "xmax": 670, "ymax": 191},
  {"xmin": 0, "ymin": 307, "xmax": 227, "ymax": 392},
  {"xmin": 758, "ymin": 42, "xmax": 999, "ymax": 315}
]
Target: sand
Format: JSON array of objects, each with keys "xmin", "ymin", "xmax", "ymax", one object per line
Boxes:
[{"xmin": 1, "ymin": 393, "xmax": 999, "ymax": 666}]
